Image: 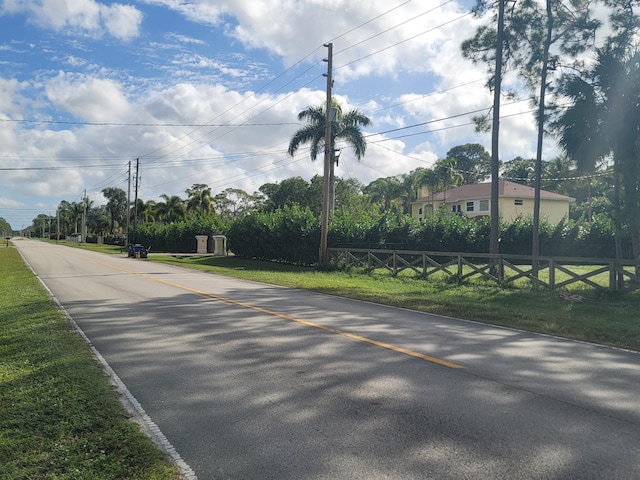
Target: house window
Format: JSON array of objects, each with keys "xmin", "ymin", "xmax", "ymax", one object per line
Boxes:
[
  {"xmin": 419, "ymin": 208, "xmax": 423, "ymax": 215},
  {"xmin": 514, "ymin": 199, "xmax": 524, "ymax": 206},
  {"xmin": 480, "ymin": 199, "xmax": 489, "ymax": 212},
  {"xmin": 466, "ymin": 201, "xmax": 475, "ymax": 212}
]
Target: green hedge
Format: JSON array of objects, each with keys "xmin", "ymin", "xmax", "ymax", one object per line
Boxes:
[
  {"xmin": 131, "ymin": 217, "xmax": 226, "ymax": 253},
  {"xmin": 130, "ymin": 209, "xmax": 630, "ymax": 264},
  {"xmin": 227, "ymin": 205, "xmax": 319, "ymax": 264}
]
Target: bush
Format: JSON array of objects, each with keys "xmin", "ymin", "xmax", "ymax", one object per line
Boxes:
[
  {"xmin": 227, "ymin": 205, "xmax": 319, "ymax": 264},
  {"xmin": 129, "ymin": 208, "xmax": 630, "ymax": 263},
  {"xmin": 132, "ymin": 216, "xmax": 226, "ymax": 253}
]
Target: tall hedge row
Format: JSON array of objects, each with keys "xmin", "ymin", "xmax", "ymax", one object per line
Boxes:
[
  {"xmin": 131, "ymin": 216, "xmax": 226, "ymax": 253},
  {"xmin": 131, "ymin": 208, "xmax": 630, "ymax": 264},
  {"xmin": 227, "ymin": 205, "xmax": 319, "ymax": 264},
  {"xmin": 228, "ymin": 210, "xmax": 628, "ymax": 263}
]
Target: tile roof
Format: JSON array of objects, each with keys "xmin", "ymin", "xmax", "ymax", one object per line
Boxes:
[{"xmin": 413, "ymin": 180, "xmax": 574, "ymax": 203}]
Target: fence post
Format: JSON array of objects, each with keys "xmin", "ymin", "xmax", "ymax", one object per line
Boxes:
[
  {"xmin": 548, "ymin": 258, "xmax": 555, "ymax": 291},
  {"xmin": 422, "ymin": 252, "xmax": 427, "ymax": 278},
  {"xmin": 498, "ymin": 255, "xmax": 504, "ymax": 283},
  {"xmin": 457, "ymin": 254, "xmax": 463, "ymax": 277},
  {"xmin": 609, "ymin": 260, "xmax": 616, "ymax": 290}
]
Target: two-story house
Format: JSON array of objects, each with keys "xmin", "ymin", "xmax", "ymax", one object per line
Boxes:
[{"xmin": 411, "ymin": 180, "xmax": 574, "ymax": 225}]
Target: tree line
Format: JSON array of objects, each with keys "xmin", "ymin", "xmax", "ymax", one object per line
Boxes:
[
  {"xmin": 463, "ymin": 0, "xmax": 640, "ymax": 263},
  {"xmin": 29, "ymin": 142, "xmax": 615, "ymax": 245}
]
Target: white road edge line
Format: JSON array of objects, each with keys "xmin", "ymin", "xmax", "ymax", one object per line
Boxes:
[{"xmin": 17, "ymin": 249, "xmax": 198, "ymax": 480}]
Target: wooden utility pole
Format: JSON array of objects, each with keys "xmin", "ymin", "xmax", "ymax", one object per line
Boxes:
[
  {"xmin": 126, "ymin": 160, "xmax": 131, "ymax": 247},
  {"xmin": 320, "ymin": 43, "xmax": 333, "ymax": 264},
  {"xmin": 82, "ymin": 188, "xmax": 87, "ymax": 243},
  {"xmin": 133, "ymin": 158, "xmax": 139, "ymax": 243}
]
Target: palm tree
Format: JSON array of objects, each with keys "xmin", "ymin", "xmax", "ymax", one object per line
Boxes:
[
  {"xmin": 363, "ymin": 177, "xmax": 403, "ymax": 212},
  {"xmin": 434, "ymin": 157, "xmax": 463, "ymax": 200},
  {"xmin": 101, "ymin": 187, "xmax": 127, "ymax": 235},
  {"xmin": 71, "ymin": 201, "xmax": 83, "ymax": 234},
  {"xmin": 399, "ymin": 168, "xmax": 434, "ymax": 215},
  {"xmin": 552, "ymin": 46, "xmax": 640, "ymax": 265},
  {"xmin": 287, "ymin": 100, "xmax": 371, "ymax": 213},
  {"xmin": 142, "ymin": 200, "xmax": 157, "ymax": 223},
  {"xmin": 185, "ymin": 184, "xmax": 214, "ymax": 217},
  {"xmin": 156, "ymin": 195, "xmax": 187, "ymax": 224},
  {"xmin": 501, "ymin": 157, "xmax": 535, "ymax": 185}
]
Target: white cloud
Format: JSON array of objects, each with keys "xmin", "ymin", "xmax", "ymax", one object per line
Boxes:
[
  {"xmin": 100, "ymin": 3, "xmax": 143, "ymax": 41},
  {"xmin": 45, "ymin": 72, "xmax": 131, "ymax": 122},
  {"xmin": 1, "ymin": 0, "xmax": 577, "ymax": 228},
  {"xmin": 140, "ymin": 0, "xmax": 229, "ymax": 25},
  {"xmin": 1, "ymin": 0, "xmax": 142, "ymax": 40}
]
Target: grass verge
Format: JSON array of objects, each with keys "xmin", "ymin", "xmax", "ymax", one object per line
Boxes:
[
  {"xmin": 149, "ymin": 254, "xmax": 640, "ymax": 352},
  {"xmin": 0, "ymin": 246, "xmax": 181, "ymax": 480}
]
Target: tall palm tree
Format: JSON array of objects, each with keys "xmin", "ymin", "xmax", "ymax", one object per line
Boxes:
[
  {"xmin": 102, "ymin": 187, "xmax": 127, "ymax": 235},
  {"xmin": 553, "ymin": 46, "xmax": 640, "ymax": 265},
  {"xmin": 288, "ymin": 100, "xmax": 371, "ymax": 213}
]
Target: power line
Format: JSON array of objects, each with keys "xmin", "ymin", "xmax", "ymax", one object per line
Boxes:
[
  {"xmin": 0, "ymin": 118, "xmax": 302, "ymax": 127},
  {"xmin": 335, "ymin": 11, "xmax": 474, "ymax": 71},
  {"xmin": 334, "ymin": 0, "xmax": 456, "ymax": 56}
]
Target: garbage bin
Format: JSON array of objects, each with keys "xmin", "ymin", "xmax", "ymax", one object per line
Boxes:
[
  {"xmin": 132, "ymin": 244, "xmax": 147, "ymax": 259},
  {"xmin": 127, "ymin": 244, "xmax": 134, "ymax": 257}
]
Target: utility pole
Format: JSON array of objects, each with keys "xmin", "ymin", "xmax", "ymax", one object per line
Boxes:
[
  {"xmin": 320, "ymin": 43, "xmax": 333, "ymax": 264},
  {"xmin": 490, "ymin": 0, "xmax": 505, "ymax": 260},
  {"xmin": 126, "ymin": 160, "xmax": 131, "ymax": 247},
  {"xmin": 82, "ymin": 188, "xmax": 87, "ymax": 243},
  {"xmin": 133, "ymin": 158, "xmax": 139, "ymax": 243}
]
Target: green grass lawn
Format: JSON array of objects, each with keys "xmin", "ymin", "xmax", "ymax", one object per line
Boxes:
[{"xmin": 0, "ymin": 246, "xmax": 181, "ymax": 480}]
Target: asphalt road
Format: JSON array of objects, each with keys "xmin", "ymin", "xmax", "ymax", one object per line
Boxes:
[{"xmin": 14, "ymin": 239, "xmax": 640, "ymax": 479}]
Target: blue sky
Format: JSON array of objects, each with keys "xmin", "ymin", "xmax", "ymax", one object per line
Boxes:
[{"xmin": 0, "ymin": 0, "xmax": 553, "ymax": 230}]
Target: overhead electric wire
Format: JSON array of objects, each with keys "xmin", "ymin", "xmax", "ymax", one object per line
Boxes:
[
  {"xmin": 8, "ymin": 0, "xmax": 544, "ymax": 216},
  {"xmin": 325, "ymin": 0, "xmax": 415, "ymax": 45},
  {"xmin": 334, "ymin": 0, "xmax": 456, "ymax": 56},
  {"xmin": 137, "ymin": 0, "xmax": 460, "ymax": 164},
  {"xmin": 0, "ymin": 118, "xmax": 302, "ymax": 127},
  {"xmin": 334, "ymin": 11, "xmax": 474, "ymax": 71}
]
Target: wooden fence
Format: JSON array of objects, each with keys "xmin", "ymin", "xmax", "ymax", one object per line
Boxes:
[{"xmin": 327, "ymin": 248, "xmax": 640, "ymax": 292}]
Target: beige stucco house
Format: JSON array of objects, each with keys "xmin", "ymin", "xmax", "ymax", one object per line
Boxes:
[{"xmin": 411, "ymin": 180, "xmax": 573, "ymax": 225}]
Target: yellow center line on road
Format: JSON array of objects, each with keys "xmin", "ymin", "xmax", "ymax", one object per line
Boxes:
[{"xmin": 77, "ymin": 252, "xmax": 463, "ymax": 369}]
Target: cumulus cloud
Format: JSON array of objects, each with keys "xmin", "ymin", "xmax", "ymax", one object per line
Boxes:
[
  {"xmin": 1, "ymin": 0, "xmax": 142, "ymax": 40},
  {"xmin": 100, "ymin": 3, "xmax": 143, "ymax": 41},
  {"xmin": 45, "ymin": 73, "xmax": 131, "ymax": 122},
  {"xmin": 1, "ymin": 0, "xmax": 575, "ymax": 228}
]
